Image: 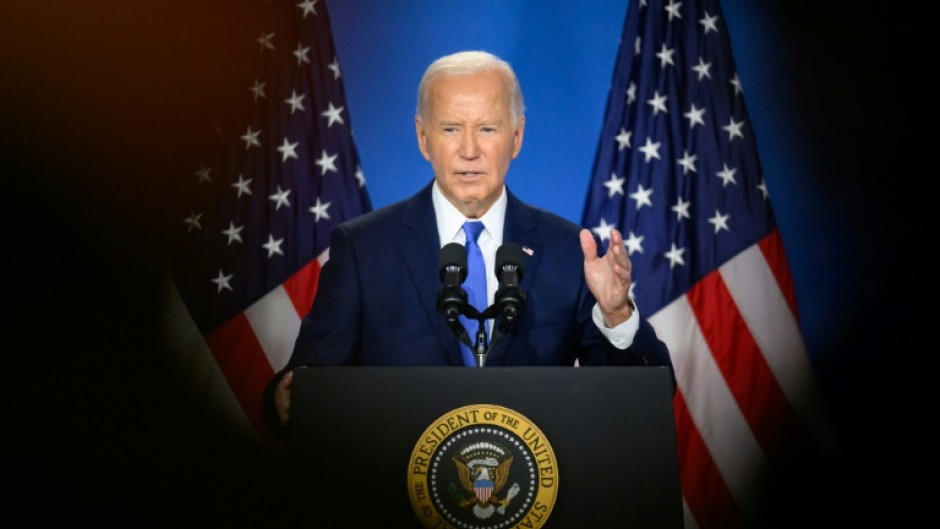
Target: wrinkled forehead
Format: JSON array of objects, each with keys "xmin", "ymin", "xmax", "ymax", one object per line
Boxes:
[{"xmin": 426, "ymin": 71, "xmax": 512, "ymax": 121}]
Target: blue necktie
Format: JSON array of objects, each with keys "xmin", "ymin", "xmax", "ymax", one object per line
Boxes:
[{"xmin": 459, "ymin": 221, "xmax": 486, "ymax": 366}]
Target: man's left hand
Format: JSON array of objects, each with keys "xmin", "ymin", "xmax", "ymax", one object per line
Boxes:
[{"xmin": 580, "ymin": 227, "xmax": 634, "ymax": 327}]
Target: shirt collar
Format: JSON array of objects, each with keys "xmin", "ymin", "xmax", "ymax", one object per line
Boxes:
[{"xmin": 432, "ymin": 180, "xmax": 506, "ymax": 246}]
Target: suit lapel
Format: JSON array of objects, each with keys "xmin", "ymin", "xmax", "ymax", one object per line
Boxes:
[
  {"xmin": 485, "ymin": 188, "xmax": 542, "ymax": 365},
  {"xmin": 397, "ymin": 182, "xmax": 465, "ymax": 366}
]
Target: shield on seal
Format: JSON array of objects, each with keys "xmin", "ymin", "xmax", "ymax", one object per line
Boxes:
[{"xmin": 474, "ymin": 477, "xmax": 494, "ymax": 503}]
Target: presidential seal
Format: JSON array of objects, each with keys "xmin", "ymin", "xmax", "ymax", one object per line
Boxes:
[{"xmin": 407, "ymin": 404, "xmax": 558, "ymax": 529}]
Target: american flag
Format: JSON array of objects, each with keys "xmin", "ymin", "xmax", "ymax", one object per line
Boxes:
[
  {"xmin": 166, "ymin": 0, "xmax": 371, "ymax": 445},
  {"xmin": 582, "ymin": 1, "xmax": 829, "ymax": 527}
]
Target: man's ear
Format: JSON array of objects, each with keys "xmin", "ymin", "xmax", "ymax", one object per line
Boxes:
[
  {"xmin": 415, "ymin": 116, "xmax": 431, "ymax": 161},
  {"xmin": 512, "ymin": 116, "xmax": 525, "ymax": 159}
]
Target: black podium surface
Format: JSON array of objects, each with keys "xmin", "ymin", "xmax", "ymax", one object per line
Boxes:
[{"xmin": 287, "ymin": 366, "xmax": 681, "ymax": 528}]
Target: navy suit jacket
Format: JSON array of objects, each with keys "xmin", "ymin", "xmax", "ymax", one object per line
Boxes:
[{"xmin": 263, "ymin": 182, "xmax": 672, "ymax": 425}]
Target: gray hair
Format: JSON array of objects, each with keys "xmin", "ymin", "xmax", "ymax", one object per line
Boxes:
[{"xmin": 416, "ymin": 50, "xmax": 525, "ymax": 126}]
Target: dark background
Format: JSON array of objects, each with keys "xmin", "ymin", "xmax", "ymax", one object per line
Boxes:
[{"xmin": 1, "ymin": 1, "xmax": 934, "ymax": 527}]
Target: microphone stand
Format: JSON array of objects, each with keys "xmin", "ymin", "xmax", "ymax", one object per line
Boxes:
[
  {"xmin": 473, "ymin": 314, "xmax": 488, "ymax": 368},
  {"xmin": 471, "ymin": 305, "xmax": 509, "ymax": 368},
  {"xmin": 440, "ymin": 286, "xmax": 526, "ymax": 368}
]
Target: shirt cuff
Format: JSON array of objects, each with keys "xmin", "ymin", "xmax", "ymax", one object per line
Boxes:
[{"xmin": 592, "ymin": 302, "xmax": 640, "ymax": 350}]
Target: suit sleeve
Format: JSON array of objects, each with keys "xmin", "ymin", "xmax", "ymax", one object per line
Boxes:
[
  {"xmin": 289, "ymin": 224, "xmax": 363, "ymax": 366},
  {"xmin": 262, "ymin": 224, "xmax": 363, "ymax": 432}
]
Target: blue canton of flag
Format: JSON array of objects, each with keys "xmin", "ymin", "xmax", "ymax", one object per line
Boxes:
[
  {"xmin": 167, "ymin": 0, "xmax": 371, "ymax": 443},
  {"xmin": 583, "ymin": 1, "xmax": 827, "ymax": 528}
]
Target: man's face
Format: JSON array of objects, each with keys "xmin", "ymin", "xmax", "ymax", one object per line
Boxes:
[{"xmin": 416, "ymin": 69, "xmax": 524, "ymax": 219}]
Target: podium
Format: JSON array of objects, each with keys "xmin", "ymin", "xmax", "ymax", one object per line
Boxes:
[{"xmin": 287, "ymin": 366, "xmax": 682, "ymax": 528}]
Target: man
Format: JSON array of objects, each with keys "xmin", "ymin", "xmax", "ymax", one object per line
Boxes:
[{"xmin": 263, "ymin": 50, "xmax": 672, "ymax": 430}]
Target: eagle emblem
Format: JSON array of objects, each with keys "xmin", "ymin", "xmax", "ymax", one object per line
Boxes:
[{"xmin": 452, "ymin": 442, "xmax": 521, "ymax": 520}]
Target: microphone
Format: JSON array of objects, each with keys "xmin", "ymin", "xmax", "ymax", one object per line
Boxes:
[
  {"xmin": 494, "ymin": 243, "xmax": 527, "ymax": 333},
  {"xmin": 437, "ymin": 242, "xmax": 468, "ymax": 320}
]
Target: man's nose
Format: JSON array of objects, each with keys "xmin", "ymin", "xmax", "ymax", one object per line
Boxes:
[{"xmin": 459, "ymin": 131, "xmax": 480, "ymax": 158}]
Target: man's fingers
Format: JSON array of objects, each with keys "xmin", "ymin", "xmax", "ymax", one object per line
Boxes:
[
  {"xmin": 276, "ymin": 370, "xmax": 295, "ymax": 426},
  {"xmin": 608, "ymin": 228, "xmax": 623, "ymax": 254},
  {"xmin": 579, "ymin": 228, "xmax": 598, "ymax": 261}
]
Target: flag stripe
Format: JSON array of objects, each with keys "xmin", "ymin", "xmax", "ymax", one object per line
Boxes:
[
  {"xmin": 673, "ymin": 391, "xmax": 743, "ymax": 529},
  {"xmin": 205, "ymin": 314, "xmax": 276, "ymax": 442},
  {"xmin": 758, "ymin": 229, "xmax": 798, "ymax": 317},
  {"xmin": 681, "ymin": 500, "xmax": 701, "ymax": 529},
  {"xmin": 282, "ymin": 248, "xmax": 328, "ymax": 320},
  {"xmin": 722, "ymin": 236, "xmax": 828, "ymax": 450},
  {"xmin": 690, "ymin": 264, "xmax": 793, "ymax": 451},
  {"xmin": 244, "ymin": 283, "xmax": 303, "ymax": 374},
  {"xmin": 651, "ymin": 293, "xmax": 764, "ymax": 521}
]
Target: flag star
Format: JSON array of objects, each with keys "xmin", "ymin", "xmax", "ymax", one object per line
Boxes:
[
  {"xmin": 293, "ymin": 42, "xmax": 311, "ymax": 65},
  {"xmin": 700, "ymin": 11, "xmax": 719, "ymax": 34},
  {"xmin": 626, "ymin": 82, "xmax": 637, "ymax": 104},
  {"xmin": 722, "ymin": 117, "xmax": 745, "ymax": 141},
  {"xmin": 603, "ymin": 172, "xmax": 626, "ymax": 197},
  {"xmin": 624, "ymin": 230, "xmax": 645, "ymax": 255},
  {"xmin": 285, "ymin": 90, "xmax": 306, "ymax": 114},
  {"xmin": 327, "ymin": 57, "xmax": 341, "ymax": 80},
  {"xmin": 321, "ymin": 101, "xmax": 345, "ymax": 127},
  {"xmin": 684, "ymin": 103, "xmax": 706, "ymax": 128},
  {"xmin": 692, "ymin": 57, "xmax": 712, "ymax": 80},
  {"xmin": 756, "ymin": 180, "xmax": 769, "ymax": 199},
  {"xmin": 730, "ymin": 73, "xmax": 743, "ymax": 95},
  {"xmin": 221, "ymin": 221, "xmax": 244, "ymax": 245},
  {"xmin": 263, "ymin": 234, "xmax": 285, "ymax": 258},
  {"xmin": 665, "ymin": 1, "xmax": 683, "ymax": 21},
  {"xmin": 315, "ymin": 149, "xmax": 339, "ymax": 175},
  {"xmin": 355, "ymin": 165, "xmax": 366, "ymax": 188},
  {"xmin": 309, "ymin": 197, "xmax": 332, "ymax": 222},
  {"xmin": 630, "ymin": 183, "xmax": 654, "ymax": 209},
  {"xmin": 183, "ymin": 210, "xmax": 203, "ymax": 232},
  {"xmin": 615, "ymin": 127, "xmax": 632, "ymax": 150},
  {"xmin": 638, "ymin": 137, "xmax": 662, "ymax": 162},
  {"xmin": 717, "ymin": 163, "xmax": 738, "ymax": 187},
  {"xmin": 656, "ymin": 44, "xmax": 676, "ymax": 69},
  {"xmin": 591, "ymin": 217, "xmax": 616, "ymax": 242},
  {"xmin": 647, "ymin": 90, "xmax": 668, "ymax": 114},
  {"xmin": 194, "ymin": 165, "xmax": 212, "ymax": 184},
  {"xmin": 249, "ymin": 79, "xmax": 266, "ymax": 100},
  {"xmin": 268, "ymin": 185, "xmax": 291, "ymax": 210},
  {"xmin": 664, "ymin": 243, "xmax": 686, "ymax": 268},
  {"xmin": 297, "ymin": 0, "xmax": 318, "ymax": 18},
  {"xmin": 277, "ymin": 137, "xmax": 299, "ymax": 162},
  {"xmin": 677, "ymin": 150, "xmax": 697, "ymax": 174},
  {"xmin": 708, "ymin": 209, "xmax": 731, "ymax": 233},
  {"xmin": 671, "ymin": 197, "xmax": 691, "ymax": 220},
  {"xmin": 634, "ymin": 36, "xmax": 642, "ymax": 57},
  {"xmin": 256, "ymin": 31, "xmax": 274, "ymax": 52},
  {"xmin": 241, "ymin": 126, "xmax": 261, "ymax": 150},
  {"xmin": 231, "ymin": 174, "xmax": 253, "ymax": 197},
  {"xmin": 211, "ymin": 269, "xmax": 234, "ymax": 293}
]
